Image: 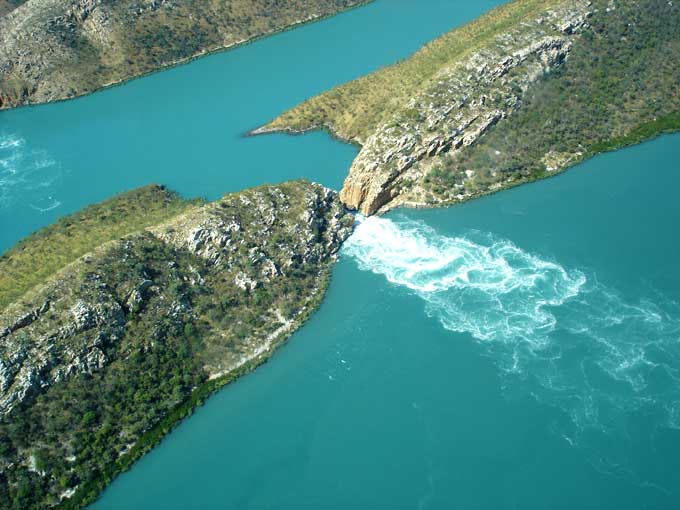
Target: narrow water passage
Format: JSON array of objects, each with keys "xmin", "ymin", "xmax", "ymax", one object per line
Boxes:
[
  {"xmin": 0, "ymin": 0, "xmax": 503, "ymax": 252},
  {"xmin": 2, "ymin": 0, "xmax": 679, "ymax": 508},
  {"xmin": 96, "ymin": 136, "xmax": 680, "ymax": 509}
]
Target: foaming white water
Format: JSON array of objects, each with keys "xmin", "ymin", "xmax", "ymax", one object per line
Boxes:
[
  {"xmin": 0, "ymin": 133, "xmax": 63, "ymax": 211},
  {"xmin": 345, "ymin": 214, "xmax": 586, "ymax": 343},
  {"xmin": 344, "ymin": 215, "xmax": 680, "ymax": 474},
  {"xmin": 0, "ymin": 134, "xmax": 24, "ymax": 150}
]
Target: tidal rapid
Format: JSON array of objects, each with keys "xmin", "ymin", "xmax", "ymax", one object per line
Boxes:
[
  {"xmin": 1, "ymin": 0, "xmax": 678, "ymax": 508},
  {"xmin": 0, "ymin": 133, "xmax": 62, "ymax": 212},
  {"xmin": 346, "ymin": 213, "xmax": 680, "ymax": 475}
]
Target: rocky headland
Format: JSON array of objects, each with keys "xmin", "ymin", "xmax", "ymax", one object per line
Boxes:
[
  {"xmin": 0, "ymin": 181, "xmax": 353, "ymax": 509},
  {"xmin": 0, "ymin": 0, "xmax": 370, "ymax": 109},
  {"xmin": 261, "ymin": 0, "xmax": 680, "ymax": 215}
]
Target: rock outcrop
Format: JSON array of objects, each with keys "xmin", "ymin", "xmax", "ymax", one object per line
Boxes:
[
  {"xmin": 339, "ymin": 1, "xmax": 592, "ymax": 214},
  {"xmin": 0, "ymin": 180, "xmax": 353, "ymax": 508},
  {"xmin": 0, "ymin": 291, "xmax": 126, "ymax": 415},
  {"xmin": 0, "ymin": 0, "xmax": 368, "ymax": 109}
]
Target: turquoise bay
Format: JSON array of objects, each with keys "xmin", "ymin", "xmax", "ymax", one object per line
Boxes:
[{"xmin": 1, "ymin": 0, "xmax": 679, "ymax": 509}]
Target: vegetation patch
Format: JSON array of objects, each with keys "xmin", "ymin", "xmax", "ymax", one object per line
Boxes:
[
  {"xmin": 264, "ymin": 0, "xmax": 679, "ymax": 215},
  {"xmin": 0, "ymin": 181, "xmax": 353, "ymax": 509},
  {"xmin": 436, "ymin": 0, "xmax": 680, "ymax": 198},
  {"xmin": 0, "ymin": 185, "xmax": 196, "ymax": 310}
]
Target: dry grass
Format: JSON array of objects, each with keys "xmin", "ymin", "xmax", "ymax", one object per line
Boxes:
[
  {"xmin": 0, "ymin": 185, "xmax": 195, "ymax": 310},
  {"xmin": 265, "ymin": 0, "xmax": 563, "ymax": 142}
]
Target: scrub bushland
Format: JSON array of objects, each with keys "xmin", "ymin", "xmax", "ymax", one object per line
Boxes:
[
  {"xmin": 263, "ymin": 0, "xmax": 679, "ymax": 214},
  {"xmin": 0, "ymin": 181, "xmax": 353, "ymax": 510}
]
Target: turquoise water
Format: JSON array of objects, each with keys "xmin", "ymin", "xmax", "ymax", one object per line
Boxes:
[
  {"xmin": 2, "ymin": 0, "xmax": 680, "ymax": 508},
  {"xmin": 0, "ymin": 0, "xmax": 502, "ymax": 252},
  {"xmin": 95, "ymin": 136, "xmax": 680, "ymax": 509}
]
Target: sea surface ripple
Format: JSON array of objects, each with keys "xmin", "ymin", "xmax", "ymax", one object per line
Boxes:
[
  {"xmin": 0, "ymin": 132, "xmax": 63, "ymax": 213},
  {"xmin": 344, "ymin": 214, "xmax": 680, "ymax": 477}
]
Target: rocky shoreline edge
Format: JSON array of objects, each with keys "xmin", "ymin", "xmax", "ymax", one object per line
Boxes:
[{"xmin": 0, "ymin": 0, "xmax": 375, "ymax": 112}]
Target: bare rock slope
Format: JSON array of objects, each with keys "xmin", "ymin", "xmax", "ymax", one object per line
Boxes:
[
  {"xmin": 0, "ymin": 180, "xmax": 353, "ymax": 509},
  {"xmin": 262, "ymin": 0, "xmax": 680, "ymax": 215},
  {"xmin": 0, "ymin": 0, "xmax": 368, "ymax": 109}
]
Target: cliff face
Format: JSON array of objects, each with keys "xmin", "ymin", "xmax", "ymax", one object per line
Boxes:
[
  {"xmin": 263, "ymin": 0, "xmax": 680, "ymax": 215},
  {"xmin": 338, "ymin": 1, "xmax": 590, "ymax": 214},
  {"xmin": 0, "ymin": 0, "xmax": 368, "ymax": 109},
  {"xmin": 0, "ymin": 180, "xmax": 353, "ymax": 509}
]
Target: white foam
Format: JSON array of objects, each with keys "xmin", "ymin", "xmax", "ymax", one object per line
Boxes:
[
  {"xmin": 344, "ymin": 215, "xmax": 586, "ymax": 343},
  {"xmin": 668, "ymin": 402, "xmax": 680, "ymax": 430},
  {"xmin": 0, "ymin": 134, "xmax": 24, "ymax": 150},
  {"xmin": 0, "ymin": 133, "xmax": 63, "ymax": 211},
  {"xmin": 344, "ymin": 214, "xmax": 680, "ymax": 476},
  {"xmin": 29, "ymin": 198, "xmax": 62, "ymax": 212}
]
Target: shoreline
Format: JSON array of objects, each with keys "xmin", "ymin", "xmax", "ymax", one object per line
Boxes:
[
  {"xmin": 56, "ymin": 265, "xmax": 337, "ymax": 510},
  {"xmin": 391, "ymin": 113, "xmax": 680, "ymax": 216},
  {"xmin": 258, "ymin": 112, "xmax": 680, "ymax": 217},
  {"xmin": 53, "ymin": 118, "xmax": 680, "ymax": 510},
  {"xmin": 246, "ymin": 121, "xmax": 362, "ymax": 149},
  {"xmin": 36, "ymin": 113, "xmax": 680, "ymax": 510},
  {"xmin": 0, "ymin": 0, "xmax": 375, "ymax": 114}
]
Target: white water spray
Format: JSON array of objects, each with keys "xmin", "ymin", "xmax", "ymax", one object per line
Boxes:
[
  {"xmin": 0, "ymin": 133, "xmax": 62, "ymax": 211},
  {"xmin": 344, "ymin": 214, "xmax": 680, "ymax": 475}
]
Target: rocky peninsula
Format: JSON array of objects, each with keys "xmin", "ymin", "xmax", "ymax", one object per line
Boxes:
[
  {"xmin": 0, "ymin": 0, "xmax": 369, "ymax": 109},
  {"xmin": 260, "ymin": 0, "xmax": 680, "ymax": 215},
  {"xmin": 0, "ymin": 181, "xmax": 353, "ymax": 509}
]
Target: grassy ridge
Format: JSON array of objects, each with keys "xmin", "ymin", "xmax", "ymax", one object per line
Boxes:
[
  {"xmin": 0, "ymin": 185, "xmax": 196, "ymax": 310},
  {"xmin": 265, "ymin": 0, "xmax": 562, "ymax": 142},
  {"xmin": 431, "ymin": 0, "xmax": 680, "ymax": 197},
  {"xmin": 0, "ymin": 0, "xmax": 371, "ymax": 109},
  {"xmin": 0, "ymin": 182, "xmax": 352, "ymax": 509}
]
